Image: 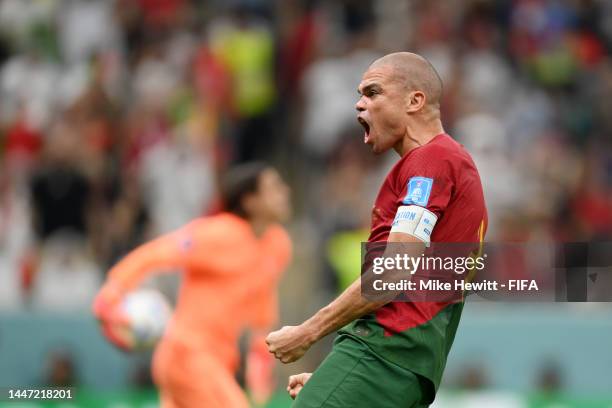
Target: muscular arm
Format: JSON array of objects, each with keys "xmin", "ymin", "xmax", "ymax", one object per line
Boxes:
[
  {"xmin": 302, "ymin": 232, "xmax": 424, "ymax": 343},
  {"xmin": 266, "ymin": 232, "xmax": 425, "ymax": 363}
]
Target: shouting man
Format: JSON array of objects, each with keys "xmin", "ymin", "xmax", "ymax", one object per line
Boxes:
[{"xmin": 266, "ymin": 52, "xmax": 487, "ymax": 407}]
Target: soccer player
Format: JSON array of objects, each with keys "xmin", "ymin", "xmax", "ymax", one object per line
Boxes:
[
  {"xmin": 266, "ymin": 52, "xmax": 487, "ymax": 407},
  {"xmin": 93, "ymin": 163, "xmax": 292, "ymax": 408}
]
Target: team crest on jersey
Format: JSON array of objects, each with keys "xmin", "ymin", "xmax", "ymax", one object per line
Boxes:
[{"xmin": 403, "ymin": 177, "xmax": 433, "ymax": 206}]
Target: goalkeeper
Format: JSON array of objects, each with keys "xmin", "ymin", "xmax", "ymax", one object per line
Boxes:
[{"xmin": 93, "ymin": 163, "xmax": 292, "ymax": 408}]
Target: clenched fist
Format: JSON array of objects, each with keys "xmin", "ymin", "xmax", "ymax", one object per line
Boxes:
[
  {"xmin": 287, "ymin": 372, "xmax": 312, "ymax": 400},
  {"xmin": 265, "ymin": 325, "xmax": 314, "ymax": 363}
]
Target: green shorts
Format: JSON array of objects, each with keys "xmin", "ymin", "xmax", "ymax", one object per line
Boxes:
[{"xmin": 293, "ymin": 334, "xmax": 432, "ymax": 408}]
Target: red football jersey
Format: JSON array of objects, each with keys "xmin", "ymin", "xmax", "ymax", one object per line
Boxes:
[
  {"xmin": 371, "ymin": 132, "xmax": 487, "ymax": 327},
  {"xmin": 341, "ymin": 133, "xmax": 487, "ymax": 396},
  {"xmin": 369, "ymin": 133, "xmax": 487, "ymax": 244}
]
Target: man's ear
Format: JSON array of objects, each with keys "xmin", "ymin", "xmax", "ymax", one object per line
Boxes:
[{"xmin": 406, "ymin": 91, "xmax": 427, "ymax": 113}]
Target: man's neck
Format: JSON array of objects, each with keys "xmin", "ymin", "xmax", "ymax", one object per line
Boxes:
[
  {"xmin": 394, "ymin": 119, "xmax": 444, "ymax": 157},
  {"xmin": 249, "ymin": 217, "xmax": 272, "ymax": 237}
]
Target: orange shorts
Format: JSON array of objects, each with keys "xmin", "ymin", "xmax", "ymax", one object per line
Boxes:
[{"xmin": 152, "ymin": 339, "xmax": 249, "ymax": 408}]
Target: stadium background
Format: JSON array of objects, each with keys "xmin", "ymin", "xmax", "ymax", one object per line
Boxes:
[{"xmin": 0, "ymin": 0, "xmax": 611, "ymax": 407}]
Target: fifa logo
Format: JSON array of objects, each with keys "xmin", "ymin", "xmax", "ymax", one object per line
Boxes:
[
  {"xmin": 409, "ymin": 181, "xmax": 423, "ymax": 202},
  {"xmin": 403, "ymin": 177, "xmax": 433, "ymax": 206}
]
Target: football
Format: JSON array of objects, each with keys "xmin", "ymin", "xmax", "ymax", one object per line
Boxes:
[{"xmin": 119, "ymin": 289, "xmax": 172, "ymax": 350}]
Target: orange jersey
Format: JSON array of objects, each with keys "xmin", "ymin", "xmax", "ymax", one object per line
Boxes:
[{"xmin": 103, "ymin": 212, "xmax": 292, "ymax": 371}]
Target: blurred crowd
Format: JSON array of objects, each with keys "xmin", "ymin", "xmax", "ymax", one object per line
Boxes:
[{"xmin": 0, "ymin": 0, "xmax": 611, "ymax": 312}]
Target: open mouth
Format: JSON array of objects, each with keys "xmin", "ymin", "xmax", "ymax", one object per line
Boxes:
[{"xmin": 357, "ymin": 117, "xmax": 371, "ymax": 143}]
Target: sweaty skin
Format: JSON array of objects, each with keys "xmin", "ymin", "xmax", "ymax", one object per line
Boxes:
[{"xmin": 97, "ymin": 213, "xmax": 291, "ymax": 408}]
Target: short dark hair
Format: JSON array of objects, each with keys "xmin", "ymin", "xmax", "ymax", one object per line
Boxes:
[{"xmin": 221, "ymin": 162, "xmax": 269, "ymax": 218}]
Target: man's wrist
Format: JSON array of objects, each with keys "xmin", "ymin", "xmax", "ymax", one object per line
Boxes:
[
  {"xmin": 296, "ymin": 321, "xmax": 317, "ymax": 347},
  {"xmin": 301, "ymin": 305, "xmax": 333, "ymax": 345}
]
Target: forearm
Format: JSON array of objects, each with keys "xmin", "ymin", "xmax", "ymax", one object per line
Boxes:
[
  {"xmin": 105, "ymin": 237, "xmax": 182, "ymax": 294},
  {"xmin": 301, "ymin": 279, "xmax": 387, "ymax": 344},
  {"xmin": 301, "ymin": 233, "xmax": 424, "ymax": 344},
  {"xmin": 265, "ymin": 234, "xmax": 425, "ymax": 364},
  {"xmin": 94, "ymin": 233, "xmax": 188, "ymax": 327}
]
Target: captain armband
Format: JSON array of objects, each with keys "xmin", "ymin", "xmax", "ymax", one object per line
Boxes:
[{"xmin": 390, "ymin": 205, "xmax": 438, "ymax": 246}]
